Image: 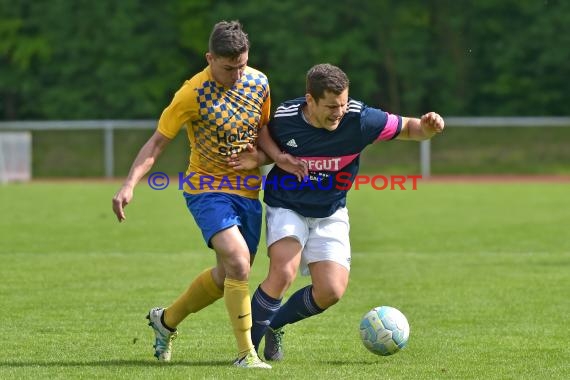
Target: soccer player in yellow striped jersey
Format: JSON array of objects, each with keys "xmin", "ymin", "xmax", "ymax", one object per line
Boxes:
[
  {"xmin": 157, "ymin": 49, "xmax": 270, "ymax": 197},
  {"xmin": 112, "ymin": 20, "xmax": 306, "ymax": 369}
]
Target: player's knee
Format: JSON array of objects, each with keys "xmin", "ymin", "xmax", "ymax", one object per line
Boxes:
[
  {"xmin": 277, "ymin": 275, "xmax": 295, "ymax": 292},
  {"xmin": 224, "ymin": 255, "xmax": 251, "ymax": 280},
  {"xmin": 318, "ymin": 293, "xmax": 341, "ymax": 309},
  {"xmin": 278, "ymin": 273, "xmax": 297, "ymax": 290},
  {"xmin": 313, "ymin": 285, "xmax": 345, "ymax": 308},
  {"xmin": 266, "ymin": 268, "xmax": 295, "ymax": 295},
  {"xmin": 271, "ymin": 260, "xmax": 297, "ymax": 281}
]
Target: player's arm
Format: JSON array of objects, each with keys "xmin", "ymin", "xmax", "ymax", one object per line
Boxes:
[
  {"xmin": 396, "ymin": 112, "xmax": 445, "ymax": 141},
  {"xmin": 259, "ymin": 125, "xmax": 308, "ymax": 180},
  {"xmin": 112, "ymin": 130, "xmax": 171, "ymax": 222},
  {"xmin": 256, "ymin": 125, "xmax": 289, "ymax": 165},
  {"xmin": 225, "ymin": 126, "xmax": 271, "ymax": 169},
  {"xmin": 239, "ymin": 125, "xmax": 274, "ymax": 167},
  {"xmin": 228, "ymin": 125, "xmax": 308, "ymax": 181}
]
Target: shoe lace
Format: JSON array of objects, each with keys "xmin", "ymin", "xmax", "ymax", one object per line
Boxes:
[{"xmin": 272, "ymin": 328, "xmax": 284, "ymax": 349}]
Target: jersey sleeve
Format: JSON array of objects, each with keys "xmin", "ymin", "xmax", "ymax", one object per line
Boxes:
[
  {"xmin": 157, "ymin": 81, "xmax": 199, "ymax": 139},
  {"xmin": 259, "ymin": 88, "xmax": 271, "ymax": 128},
  {"xmin": 360, "ymin": 106, "xmax": 402, "ymax": 145}
]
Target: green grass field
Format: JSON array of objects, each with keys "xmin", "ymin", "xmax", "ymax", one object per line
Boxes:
[{"xmin": 0, "ymin": 181, "xmax": 568, "ymax": 379}]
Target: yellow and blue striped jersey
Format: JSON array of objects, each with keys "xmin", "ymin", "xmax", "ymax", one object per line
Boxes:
[{"xmin": 158, "ymin": 66, "xmax": 270, "ymax": 198}]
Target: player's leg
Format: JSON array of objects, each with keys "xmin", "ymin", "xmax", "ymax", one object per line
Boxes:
[
  {"xmin": 207, "ymin": 194, "xmax": 270, "ymax": 368},
  {"xmin": 251, "ymin": 236, "xmax": 302, "ymax": 350},
  {"xmin": 146, "ymin": 193, "xmax": 224, "ymax": 361},
  {"xmin": 305, "ymin": 206, "xmax": 351, "ymax": 308},
  {"xmin": 163, "ymin": 264, "xmax": 225, "ymax": 328},
  {"xmin": 262, "ymin": 238, "xmax": 304, "ymax": 298},
  {"xmin": 211, "ymin": 226, "xmax": 270, "ymax": 368},
  {"xmin": 261, "ymin": 262, "xmax": 348, "ymax": 361},
  {"xmin": 308, "ymin": 260, "xmax": 349, "ymax": 309},
  {"xmin": 269, "ymin": 207, "xmax": 350, "ymax": 329},
  {"xmin": 267, "ymin": 261, "xmax": 348, "ymax": 332},
  {"xmin": 147, "ymin": 192, "xmax": 258, "ymax": 365},
  {"xmin": 262, "ymin": 281, "xmax": 325, "ymax": 361},
  {"xmin": 209, "ymin": 225, "xmax": 252, "ymax": 347},
  {"xmin": 148, "ymin": 263, "xmax": 225, "ymax": 361},
  {"xmin": 251, "ymin": 206, "xmax": 307, "ymax": 352},
  {"xmin": 264, "ymin": 207, "xmax": 351, "ymax": 360},
  {"xmin": 155, "ymin": 193, "xmax": 227, "ymax": 328}
]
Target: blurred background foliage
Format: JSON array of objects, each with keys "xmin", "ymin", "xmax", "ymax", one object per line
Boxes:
[
  {"xmin": 1, "ymin": 0, "xmax": 568, "ymax": 120},
  {"xmin": 1, "ymin": 0, "xmax": 569, "ymax": 177}
]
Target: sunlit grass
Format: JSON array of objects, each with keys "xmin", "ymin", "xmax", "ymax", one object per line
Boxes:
[{"xmin": 0, "ymin": 182, "xmax": 568, "ymax": 379}]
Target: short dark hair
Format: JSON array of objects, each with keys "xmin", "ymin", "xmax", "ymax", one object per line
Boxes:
[
  {"xmin": 208, "ymin": 20, "xmax": 249, "ymax": 58},
  {"xmin": 306, "ymin": 64, "xmax": 349, "ymax": 101}
]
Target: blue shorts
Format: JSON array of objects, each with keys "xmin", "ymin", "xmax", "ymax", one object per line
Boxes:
[{"xmin": 183, "ymin": 192, "xmax": 262, "ymax": 254}]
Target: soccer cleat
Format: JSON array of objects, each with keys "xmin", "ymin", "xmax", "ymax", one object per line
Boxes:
[
  {"xmin": 233, "ymin": 348, "xmax": 272, "ymax": 369},
  {"xmin": 263, "ymin": 327, "xmax": 284, "ymax": 361},
  {"xmin": 146, "ymin": 307, "xmax": 178, "ymax": 361}
]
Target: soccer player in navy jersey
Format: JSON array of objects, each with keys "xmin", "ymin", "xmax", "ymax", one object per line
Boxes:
[{"xmin": 229, "ymin": 63, "xmax": 444, "ymax": 361}]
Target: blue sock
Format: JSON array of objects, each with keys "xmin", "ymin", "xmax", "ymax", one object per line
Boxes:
[
  {"xmin": 270, "ymin": 285, "xmax": 324, "ymax": 330},
  {"xmin": 251, "ymin": 285, "xmax": 282, "ymax": 350}
]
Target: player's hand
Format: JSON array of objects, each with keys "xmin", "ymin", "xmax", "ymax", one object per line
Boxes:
[
  {"xmin": 227, "ymin": 143, "xmax": 260, "ymax": 170},
  {"xmin": 276, "ymin": 153, "xmax": 309, "ymax": 182},
  {"xmin": 112, "ymin": 185, "xmax": 133, "ymax": 222},
  {"xmin": 420, "ymin": 112, "xmax": 445, "ymax": 135}
]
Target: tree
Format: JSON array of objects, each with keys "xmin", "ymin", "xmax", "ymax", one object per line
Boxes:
[{"xmin": 1, "ymin": 0, "xmax": 568, "ymax": 119}]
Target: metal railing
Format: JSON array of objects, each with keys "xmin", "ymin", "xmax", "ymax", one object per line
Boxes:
[
  {"xmin": 0, "ymin": 120, "xmax": 156, "ymax": 178},
  {"xmin": 420, "ymin": 117, "xmax": 570, "ymax": 177},
  {"xmin": 1, "ymin": 117, "xmax": 569, "ymax": 178}
]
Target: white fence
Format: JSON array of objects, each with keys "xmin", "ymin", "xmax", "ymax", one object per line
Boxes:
[
  {"xmin": 0, "ymin": 117, "xmax": 569, "ymax": 179},
  {"xmin": 0, "ymin": 120, "xmax": 155, "ymax": 179},
  {"xmin": 0, "ymin": 132, "xmax": 32, "ymax": 183}
]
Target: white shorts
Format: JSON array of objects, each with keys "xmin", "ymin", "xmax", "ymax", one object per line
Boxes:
[{"xmin": 265, "ymin": 206, "xmax": 351, "ymax": 276}]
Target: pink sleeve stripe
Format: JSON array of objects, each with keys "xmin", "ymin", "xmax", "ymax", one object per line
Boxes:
[{"xmin": 375, "ymin": 113, "xmax": 400, "ymax": 142}]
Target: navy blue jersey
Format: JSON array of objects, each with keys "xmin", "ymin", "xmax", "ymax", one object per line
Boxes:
[{"xmin": 263, "ymin": 97, "xmax": 402, "ymax": 217}]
